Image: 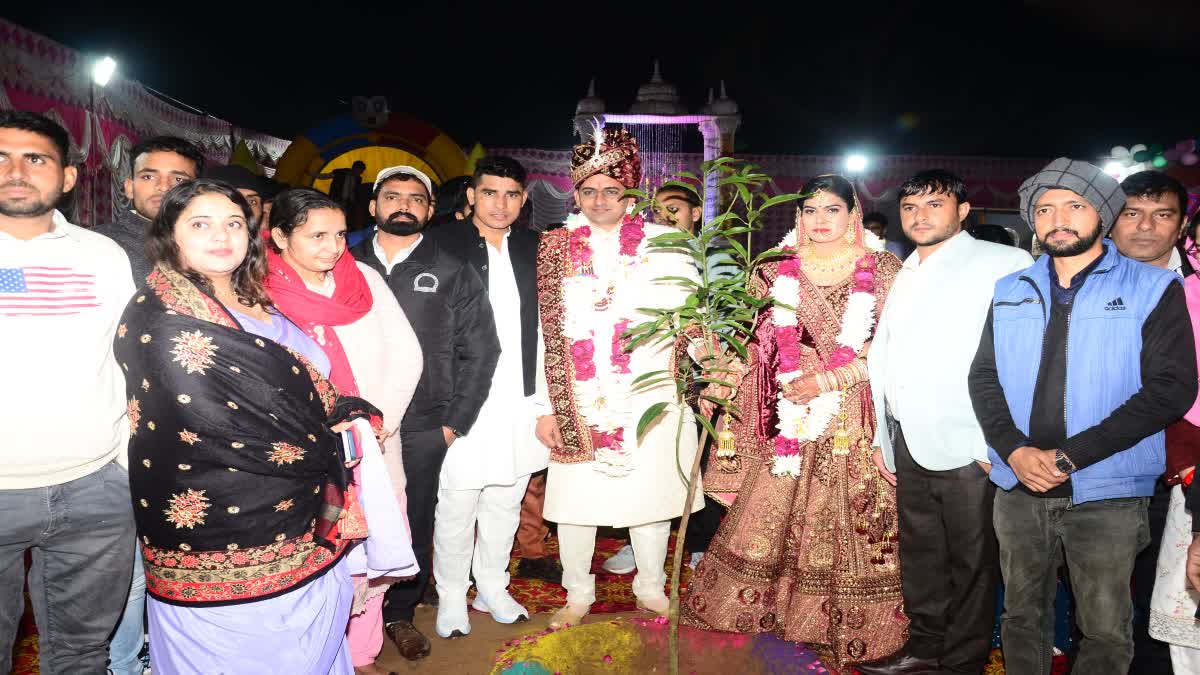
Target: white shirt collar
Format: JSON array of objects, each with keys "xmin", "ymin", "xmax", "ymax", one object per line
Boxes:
[
  {"xmin": 902, "ymin": 230, "xmax": 971, "ymax": 271},
  {"xmin": 1169, "ymin": 247, "xmax": 1184, "ymax": 277},
  {"xmin": 0, "ymin": 210, "xmax": 80, "ymax": 242},
  {"xmin": 373, "ymin": 233, "xmax": 423, "ymax": 273}
]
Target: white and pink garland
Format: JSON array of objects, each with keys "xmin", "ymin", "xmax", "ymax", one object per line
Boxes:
[
  {"xmin": 562, "ymin": 212, "xmax": 646, "ymax": 476},
  {"xmin": 768, "ymin": 229, "xmax": 882, "ymax": 477}
]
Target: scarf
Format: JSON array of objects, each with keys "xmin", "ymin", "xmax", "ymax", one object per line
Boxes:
[
  {"xmin": 117, "ymin": 265, "xmax": 378, "ymax": 606},
  {"xmin": 264, "ymin": 249, "xmax": 372, "ymax": 396}
]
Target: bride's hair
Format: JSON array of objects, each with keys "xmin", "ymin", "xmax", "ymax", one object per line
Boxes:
[{"xmin": 799, "ymin": 174, "xmax": 856, "ymax": 212}]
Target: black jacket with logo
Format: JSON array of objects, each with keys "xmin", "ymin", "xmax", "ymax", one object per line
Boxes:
[
  {"xmin": 430, "ymin": 220, "xmax": 540, "ymax": 396},
  {"xmin": 351, "ymin": 234, "xmax": 499, "ymax": 434}
]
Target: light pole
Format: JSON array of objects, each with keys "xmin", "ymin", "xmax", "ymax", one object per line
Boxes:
[{"xmin": 87, "ymin": 56, "xmax": 116, "ymax": 226}]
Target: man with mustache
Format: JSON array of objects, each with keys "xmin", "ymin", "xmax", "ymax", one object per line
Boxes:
[
  {"xmin": 94, "ymin": 136, "xmax": 204, "ymax": 286},
  {"xmin": 863, "ymin": 170, "xmax": 1030, "ymax": 675},
  {"xmin": 968, "ymin": 158, "xmax": 1197, "ymax": 674},
  {"xmin": 91, "ymin": 138, "xmax": 203, "ymax": 674},
  {"xmin": 1109, "ymin": 170, "xmax": 1196, "ymax": 673},
  {"xmin": 426, "ymin": 156, "xmax": 545, "ymax": 639},
  {"xmin": 350, "ymin": 165, "xmax": 499, "ymax": 661},
  {"xmin": 0, "ymin": 111, "xmax": 136, "ymax": 674}
]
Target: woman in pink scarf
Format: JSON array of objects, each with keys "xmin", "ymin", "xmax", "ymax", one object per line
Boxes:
[{"xmin": 266, "ymin": 188, "xmax": 423, "ymax": 675}]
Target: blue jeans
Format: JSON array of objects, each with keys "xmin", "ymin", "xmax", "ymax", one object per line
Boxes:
[
  {"xmin": 0, "ymin": 463, "xmax": 135, "ymax": 674},
  {"xmin": 108, "ymin": 541, "xmax": 145, "ymax": 675},
  {"xmin": 993, "ymin": 489, "xmax": 1150, "ymax": 675}
]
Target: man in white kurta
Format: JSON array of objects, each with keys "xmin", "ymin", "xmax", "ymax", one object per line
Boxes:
[
  {"xmin": 429, "ymin": 157, "xmax": 547, "ymax": 639},
  {"xmin": 534, "ymin": 128, "xmax": 704, "ymax": 628}
]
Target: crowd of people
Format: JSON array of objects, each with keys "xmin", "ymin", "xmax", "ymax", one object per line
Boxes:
[{"xmin": 3, "ymin": 106, "xmax": 1200, "ymax": 675}]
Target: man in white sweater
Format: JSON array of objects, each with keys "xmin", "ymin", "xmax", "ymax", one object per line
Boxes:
[
  {"xmin": 864, "ymin": 170, "xmax": 1031, "ymax": 675},
  {"xmin": 0, "ymin": 111, "xmax": 135, "ymax": 674}
]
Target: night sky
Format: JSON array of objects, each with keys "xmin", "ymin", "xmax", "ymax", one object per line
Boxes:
[{"xmin": 7, "ymin": 1, "xmax": 1198, "ymax": 159}]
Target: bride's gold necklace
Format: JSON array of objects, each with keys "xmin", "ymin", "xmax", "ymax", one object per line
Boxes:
[{"xmin": 799, "ymin": 244, "xmax": 856, "ymax": 276}]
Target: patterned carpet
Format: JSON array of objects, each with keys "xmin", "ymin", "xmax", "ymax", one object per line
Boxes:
[{"xmin": 11, "ymin": 533, "xmax": 1067, "ymax": 674}]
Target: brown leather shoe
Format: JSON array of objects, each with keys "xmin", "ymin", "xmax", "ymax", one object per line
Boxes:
[{"xmin": 385, "ymin": 620, "xmax": 431, "ymax": 661}]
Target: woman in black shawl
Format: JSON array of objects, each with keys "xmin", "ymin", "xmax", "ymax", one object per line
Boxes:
[{"xmin": 115, "ymin": 179, "xmax": 375, "ymax": 674}]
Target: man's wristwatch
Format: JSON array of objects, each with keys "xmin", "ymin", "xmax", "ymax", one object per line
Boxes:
[{"xmin": 1054, "ymin": 449, "xmax": 1076, "ymax": 475}]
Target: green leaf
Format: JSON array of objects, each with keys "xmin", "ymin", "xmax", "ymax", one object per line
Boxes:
[
  {"xmin": 648, "ymin": 231, "xmax": 695, "ymax": 243},
  {"xmin": 717, "ymin": 332, "xmax": 749, "ymax": 360},
  {"xmin": 696, "ymin": 414, "xmax": 719, "ymax": 441},
  {"xmin": 630, "ymin": 369, "xmax": 670, "ymax": 386},
  {"xmin": 699, "ymin": 394, "xmax": 732, "ymax": 408},
  {"xmin": 637, "ymin": 402, "xmax": 670, "ymax": 441},
  {"xmin": 631, "ymin": 376, "xmax": 677, "ymax": 391},
  {"xmin": 726, "ymin": 238, "xmax": 749, "ymax": 262},
  {"xmin": 658, "ymin": 180, "xmax": 700, "ymax": 198},
  {"xmin": 652, "ymin": 275, "xmax": 701, "ymax": 288},
  {"xmin": 761, "ymin": 192, "xmax": 803, "ymax": 209},
  {"xmin": 630, "ymin": 199, "xmax": 654, "ymax": 215}
]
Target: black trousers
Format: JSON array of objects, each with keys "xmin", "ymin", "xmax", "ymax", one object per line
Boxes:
[
  {"xmin": 382, "ymin": 427, "xmax": 450, "ymax": 624},
  {"xmin": 1130, "ymin": 479, "xmax": 1173, "ymax": 674},
  {"xmin": 895, "ymin": 425, "xmax": 999, "ymax": 673}
]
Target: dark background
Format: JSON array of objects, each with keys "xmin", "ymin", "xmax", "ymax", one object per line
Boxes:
[{"xmin": 7, "ymin": 0, "xmax": 1197, "ymax": 157}]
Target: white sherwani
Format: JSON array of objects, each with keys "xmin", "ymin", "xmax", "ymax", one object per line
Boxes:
[{"xmin": 538, "ymin": 219, "xmax": 705, "ymax": 528}]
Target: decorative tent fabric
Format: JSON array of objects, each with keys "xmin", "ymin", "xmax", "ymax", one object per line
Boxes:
[{"xmin": 0, "ymin": 18, "xmax": 289, "ymax": 227}]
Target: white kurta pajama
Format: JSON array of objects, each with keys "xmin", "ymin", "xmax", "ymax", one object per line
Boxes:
[
  {"xmin": 434, "ymin": 234, "xmax": 547, "ymax": 600},
  {"xmin": 536, "ymin": 218, "xmax": 704, "ymax": 607}
]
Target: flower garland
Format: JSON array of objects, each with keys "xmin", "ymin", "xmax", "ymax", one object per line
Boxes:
[
  {"xmin": 768, "ymin": 228, "xmax": 880, "ymax": 477},
  {"xmin": 562, "ymin": 212, "xmax": 646, "ymax": 476}
]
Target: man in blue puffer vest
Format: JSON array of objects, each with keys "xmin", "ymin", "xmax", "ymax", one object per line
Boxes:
[{"xmin": 968, "ymin": 157, "xmax": 1197, "ymax": 675}]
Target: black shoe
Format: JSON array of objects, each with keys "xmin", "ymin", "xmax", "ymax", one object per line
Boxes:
[
  {"xmin": 854, "ymin": 652, "xmax": 940, "ymax": 675},
  {"xmin": 514, "ymin": 557, "xmax": 563, "ymax": 585},
  {"xmin": 418, "ymin": 583, "xmax": 439, "ymax": 608}
]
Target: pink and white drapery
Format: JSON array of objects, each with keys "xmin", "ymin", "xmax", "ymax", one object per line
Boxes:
[{"xmin": 0, "ymin": 19, "xmax": 289, "ymax": 226}]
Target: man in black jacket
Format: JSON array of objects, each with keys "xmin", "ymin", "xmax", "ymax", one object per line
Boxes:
[
  {"xmin": 425, "ymin": 156, "xmax": 549, "ymax": 639},
  {"xmin": 350, "ymin": 165, "xmax": 499, "ymax": 661},
  {"xmin": 93, "ymin": 135, "xmax": 204, "ymax": 284}
]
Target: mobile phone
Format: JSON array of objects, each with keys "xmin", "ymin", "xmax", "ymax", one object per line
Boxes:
[{"xmin": 340, "ymin": 427, "xmax": 359, "ymax": 463}]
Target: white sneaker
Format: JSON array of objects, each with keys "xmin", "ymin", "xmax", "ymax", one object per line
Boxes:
[
  {"xmin": 687, "ymin": 552, "xmax": 703, "ymax": 570},
  {"xmin": 472, "ymin": 590, "xmax": 530, "ymax": 624},
  {"xmin": 435, "ymin": 593, "xmax": 471, "ymax": 639},
  {"xmin": 602, "ymin": 544, "xmax": 636, "ymax": 574}
]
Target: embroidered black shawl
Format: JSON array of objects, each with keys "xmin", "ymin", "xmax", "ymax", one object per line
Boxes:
[{"xmin": 115, "ymin": 266, "xmax": 374, "ymax": 606}]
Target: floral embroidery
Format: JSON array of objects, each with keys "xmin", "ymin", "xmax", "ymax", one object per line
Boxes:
[
  {"xmin": 117, "ymin": 323, "xmax": 128, "ymax": 338},
  {"xmin": 170, "ymin": 330, "xmax": 219, "ymax": 375},
  {"xmin": 127, "ymin": 398, "xmax": 141, "ymax": 435},
  {"xmin": 179, "ymin": 430, "xmax": 200, "ymax": 445},
  {"xmin": 164, "ymin": 489, "xmax": 210, "ymax": 530},
  {"xmin": 141, "ymin": 378, "xmax": 150, "ymax": 391},
  {"xmin": 268, "ymin": 442, "xmax": 306, "ymax": 466},
  {"xmin": 274, "ymin": 499, "xmax": 294, "ymax": 512}
]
